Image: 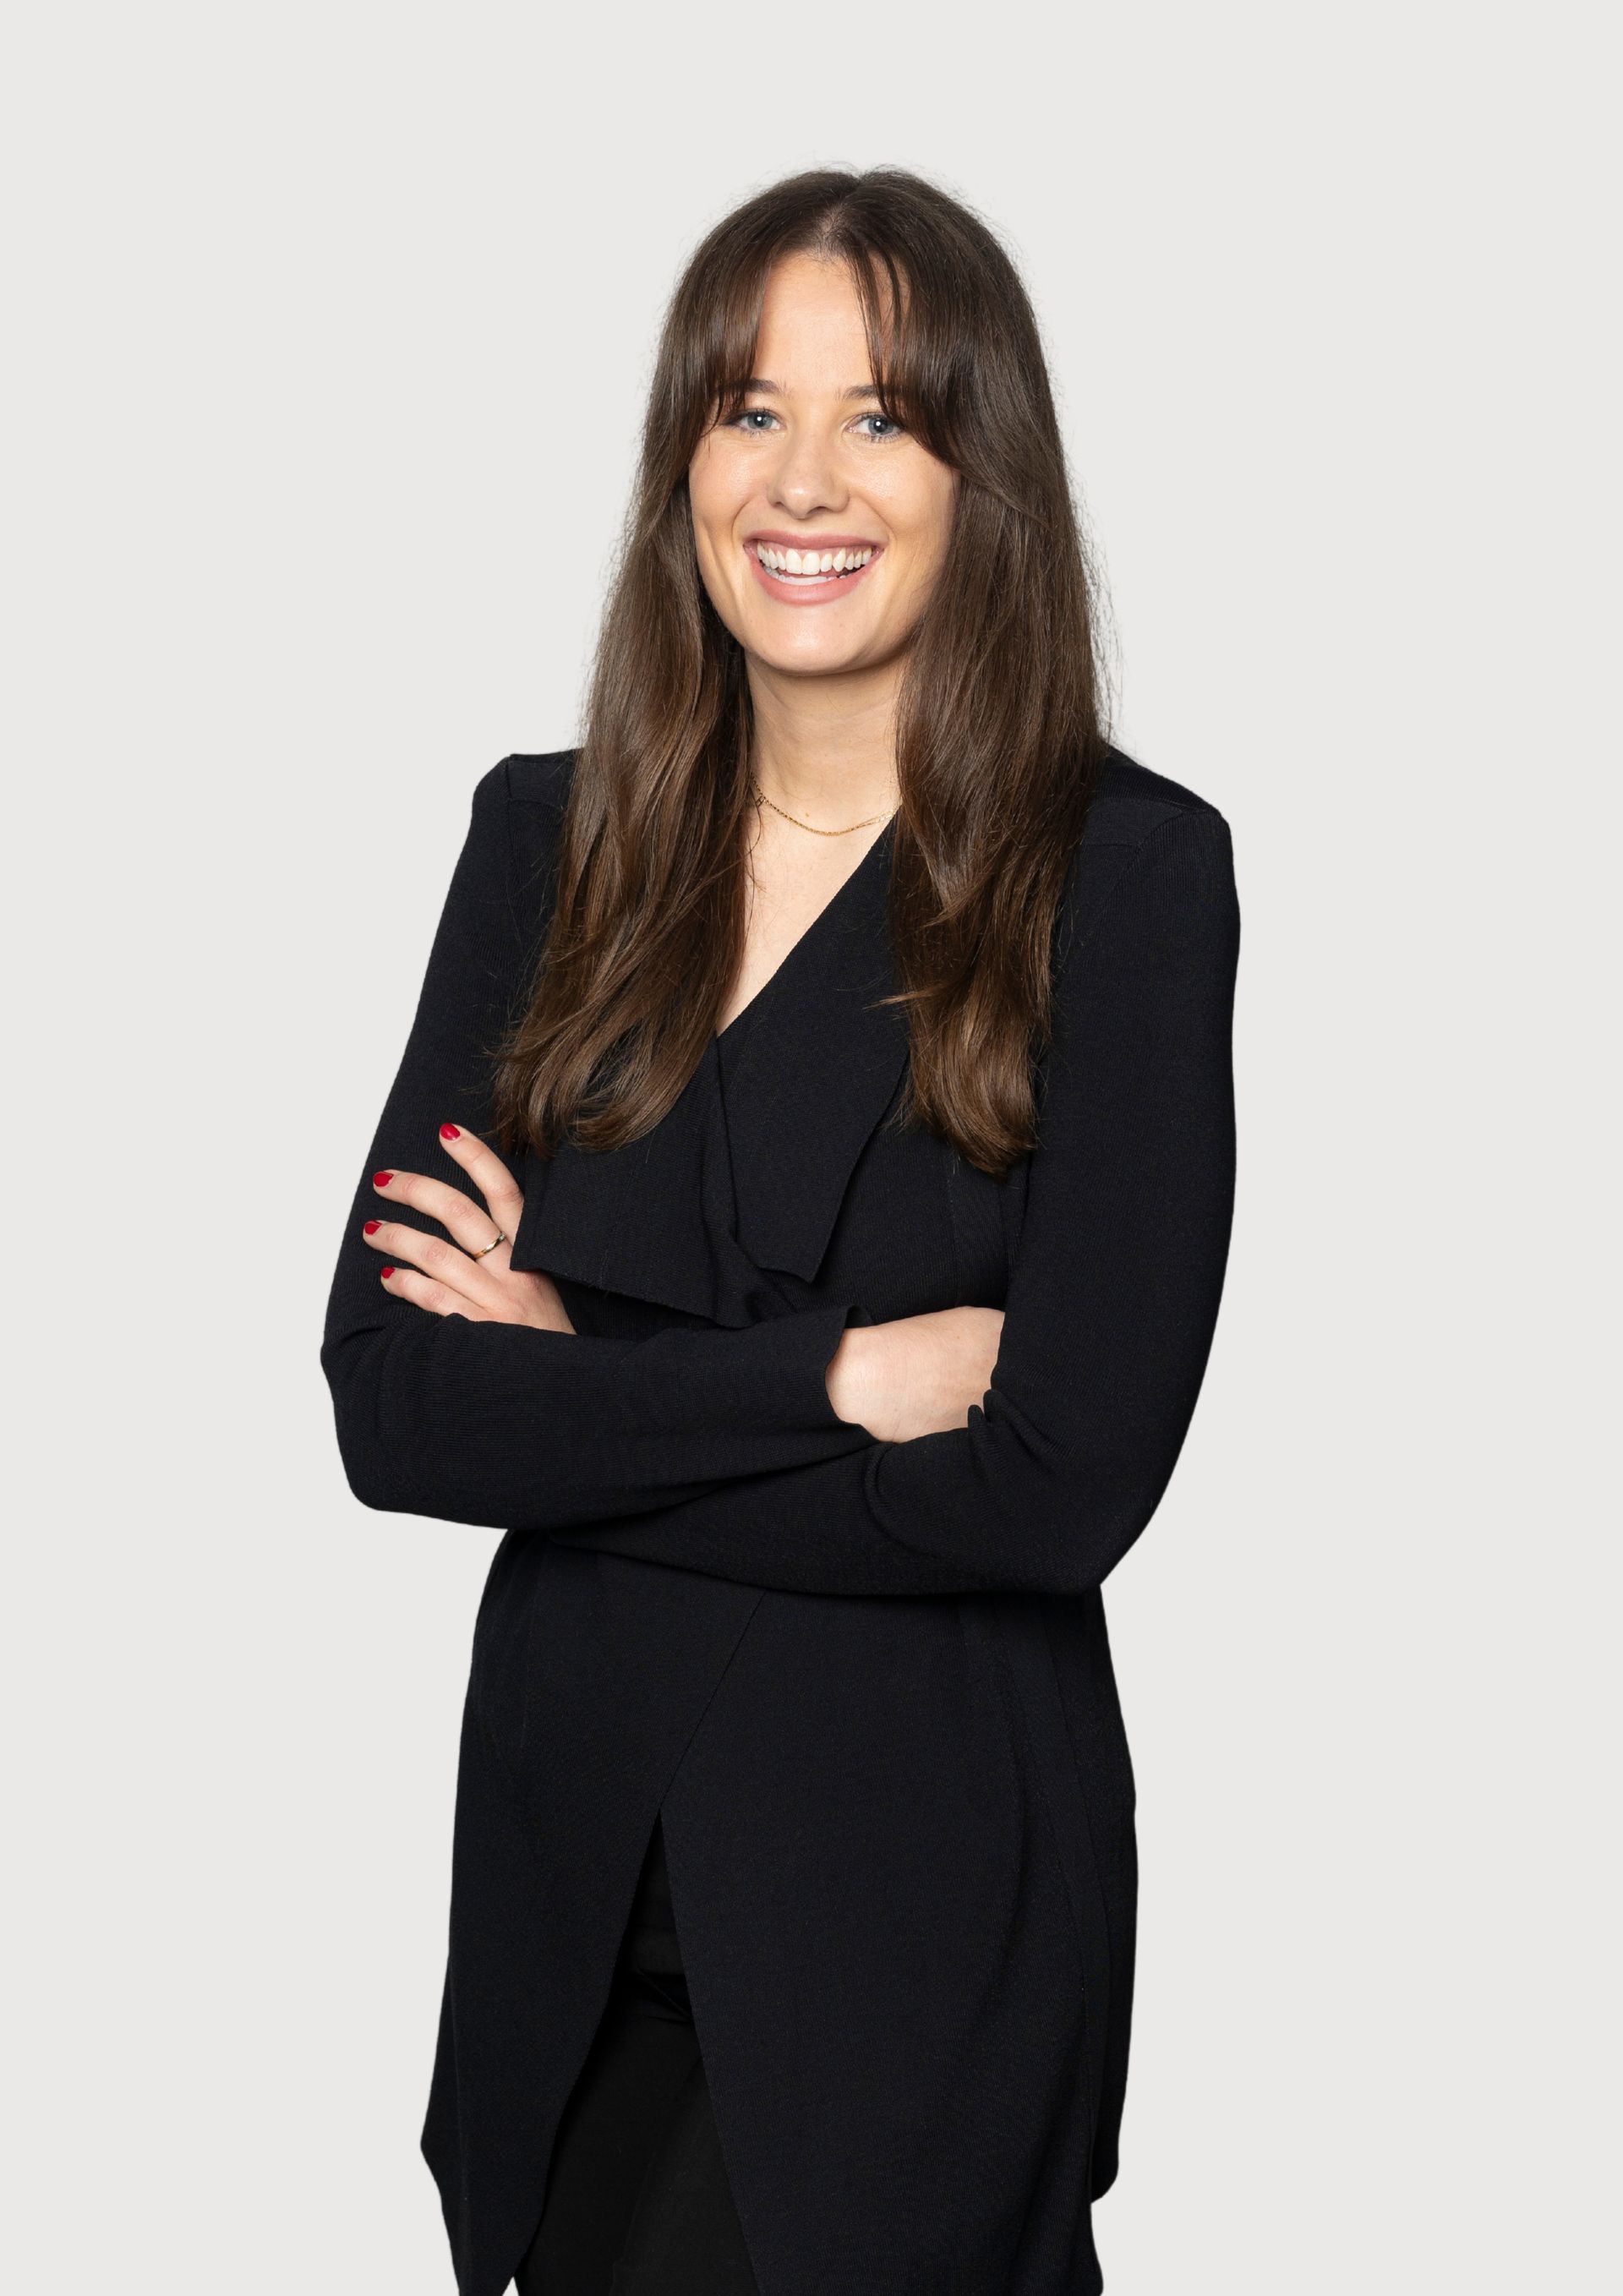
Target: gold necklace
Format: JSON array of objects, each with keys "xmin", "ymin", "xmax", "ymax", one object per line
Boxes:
[{"xmin": 750, "ymin": 779, "xmax": 898, "ymax": 838}]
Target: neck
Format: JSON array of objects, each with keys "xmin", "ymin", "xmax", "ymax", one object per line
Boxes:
[{"xmin": 744, "ymin": 655, "xmax": 902, "ymax": 823}]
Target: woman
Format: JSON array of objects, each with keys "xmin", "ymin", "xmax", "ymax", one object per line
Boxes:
[{"xmin": 321, "ymin": 167, "xmax": 1240, "ymax": 2296}]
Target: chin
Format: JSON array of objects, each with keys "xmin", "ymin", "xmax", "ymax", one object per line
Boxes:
[
  {"xmin": 761, "ymin": 641, "xmax": 873, "ymax": 680},
  {"xmin": 743, "ymin": 619, "xmax": 877, "ymax": 675}
]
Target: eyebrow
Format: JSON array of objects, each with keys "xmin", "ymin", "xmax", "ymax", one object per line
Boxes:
[{"xmin": 739, "ymin": 378, "xmax": 883, "ymax": 400}]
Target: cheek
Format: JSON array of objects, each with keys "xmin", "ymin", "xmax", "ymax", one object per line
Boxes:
[
  {"xmin": 879, "ymin": 467, "xmax": 958, "ymax": 593},
  {"xmin": 688, "ymin": 440, "xmax": 747, "ymax": 546},
  {"xmin": 687, "ymin": 482, "xmax": 736, "ymax": 603},
  {"xmin": 686, "ymin": 467, "xmax": 751, "ymax": 637},
  {"xmin": 921, "ymin": 474, "xmax": 960, "ymax": 572},
  {"xmin": 891, "ymin": 506, "xmax": 958, "ymax": 611}
]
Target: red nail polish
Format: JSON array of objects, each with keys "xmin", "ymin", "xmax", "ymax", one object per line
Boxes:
[
  {"xmin": 440, "ymin": 1123, "xmax": 461, "ymax": 1140},
  {"xmin": 380, "ymin": 1266, "xmax": 396, "ymax": 1279},
  {"xmin": 363, "ymin": 1220, "xmax": 381, "ymax": 1235},
  {"xmin": 373, "ymin": 1170, "xmax": 393, "ymax": 1187}
]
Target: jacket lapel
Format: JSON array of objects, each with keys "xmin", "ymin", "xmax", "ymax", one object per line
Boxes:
[
  {"xmin": 506, "ymin": 821, "xmax": 910, "ymax": 1326},
  {"xmin": 720, "ymin": 822, "xmax": 910, "ymax": 1282}
]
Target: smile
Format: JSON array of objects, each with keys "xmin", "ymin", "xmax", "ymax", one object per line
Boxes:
[
  {"xmin": 745, "ymin": 538, "xmax": 883, "ymax": 608},
  {"xmin": 757, "ymin": 542, "xmax": 873, "ymax": 577}
]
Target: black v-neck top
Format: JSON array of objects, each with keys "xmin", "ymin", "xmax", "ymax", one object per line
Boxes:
[
  {"xmin": 319, "ymin": 743, "xmax": 1240, "ymax": 2296},
  {"xmin": 321, "ymin": 746, "xmax": 1238, "ymax": 1594},
  {"xmin": 711, "ymin": 813, "xmax": 893, "ymax": 1080},
  {"xmin": 715, "ymin": 987, "xmax": 765, "ymax": 1079}
]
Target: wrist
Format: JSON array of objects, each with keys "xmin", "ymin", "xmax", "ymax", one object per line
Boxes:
[{"xmin": 826, "ymin": 1326, "xmax": 882, "ymax": 1430}]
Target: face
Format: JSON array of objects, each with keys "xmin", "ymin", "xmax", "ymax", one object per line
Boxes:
[{"xmin": 687, "ymin": 252, "xmax": 959, "ymax": 681}]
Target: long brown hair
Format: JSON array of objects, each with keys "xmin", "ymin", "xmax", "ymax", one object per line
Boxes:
[{"xmin": 491, "ymin": 167, "xmax": 1109, "ymax": 1179}]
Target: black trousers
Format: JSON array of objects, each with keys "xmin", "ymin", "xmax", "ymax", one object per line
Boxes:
[{"xmin": 515, "ymin": 1818, "xmax": 761, "ymax": 2296}]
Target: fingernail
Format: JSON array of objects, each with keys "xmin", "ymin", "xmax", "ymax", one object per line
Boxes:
[
  {"xmin": 380, "ymin": 1266, "xmax": 396, "ymax": 1279},
  {"xmin": 373, "ymin": 1170, "xmax": 393, "ymax": 1187},
  {"xmin": 363, "ymin": 1220, "xmax": 381, "ymax": 1235},
  {"xmin": 440, "ymin": 1123, "xmax": 461, "ymax": 1140}
]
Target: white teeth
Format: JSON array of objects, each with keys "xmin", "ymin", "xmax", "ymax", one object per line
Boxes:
[{"xmin": 754, "ymin": 543, "xmax": 874, "ymax": 578}]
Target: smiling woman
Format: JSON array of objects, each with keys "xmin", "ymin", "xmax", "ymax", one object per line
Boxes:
[
  {"xmin": 489, "ymin": 173, "xmax": 1109, "ymax": 1181},
  {"xmin": 689, "ymin": 254, "xmax": 958, "ymax": 659},
  {"xmin": 321, "ymin": 167, "xmax": 1240, "ymax": 2296}
]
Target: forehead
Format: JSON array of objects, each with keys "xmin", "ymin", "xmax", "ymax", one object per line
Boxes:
[{"xmin": 751, "ymin": 254, "xmax": 876, "ymax": 386}]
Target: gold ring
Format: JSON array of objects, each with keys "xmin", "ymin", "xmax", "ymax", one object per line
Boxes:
[{"xmin": 470, "ymin": 1230, "xmax": 506, "ymax": 1259}]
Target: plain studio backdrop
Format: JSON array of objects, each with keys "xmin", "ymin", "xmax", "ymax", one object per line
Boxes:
[{"xmin": 3, "ymin": 4, "xmax": 1616, "ymax": 2290}]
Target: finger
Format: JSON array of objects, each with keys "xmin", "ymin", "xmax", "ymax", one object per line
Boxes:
[
  {"xmin": 370, "ymin": 1164, "xmax": 511, "ymax": 1260},
  {"xmin": 364, "ymin": 1218, "xmax": 510, "ymax": 1312},
  {"xmin": 378, "ymin": 1260, "xmax": 493, "ymax": 1321},
  {"xmin": 434, "ymin": 1123, "xmax": 526, "ymax": 1242}
]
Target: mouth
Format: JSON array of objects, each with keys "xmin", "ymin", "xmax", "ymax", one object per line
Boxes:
[{"xmin": 744, "ymin": 535, "xmax": 883, "ymax": 608}]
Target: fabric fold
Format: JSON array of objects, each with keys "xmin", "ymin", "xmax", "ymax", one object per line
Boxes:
[{"xmin": 507, "ymin": 818, "xmax": 909, "ymax": 1326}]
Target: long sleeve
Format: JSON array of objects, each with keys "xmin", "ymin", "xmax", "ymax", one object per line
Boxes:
[
  {"xmin": 320, "ymin": 761, "xmax": 870, "ymax": 1529},
  {"xmin": 544, "ymin": 806, "xmax": 1241, "ymax": 1598}
]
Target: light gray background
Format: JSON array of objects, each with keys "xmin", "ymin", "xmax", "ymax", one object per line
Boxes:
[{"xmin": 3, "ymin": 3, "xmax": 1616, "ymax": 2289}]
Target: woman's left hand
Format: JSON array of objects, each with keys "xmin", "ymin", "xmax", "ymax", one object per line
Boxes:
[{"xmin": 362, "ymin": 1123, "xmax": 576, "ymax": 1333}]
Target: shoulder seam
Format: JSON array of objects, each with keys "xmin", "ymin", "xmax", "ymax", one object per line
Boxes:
[
  {"xmin": 1057, "ymin": 804, "xmax": 1232, "ymax": 970},
  {"xmin": 1085, "ymin": 788, "xmax": 1229, "ymax": 850},
  {"xmin": 500, "ymin": 747, "xmax": 577, "ymax": 808}
]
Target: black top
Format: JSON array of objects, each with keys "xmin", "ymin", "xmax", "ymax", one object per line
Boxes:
[
  {"xmin": 619, "ymin": 999, "xmax": 782, "ymax": 2001},
  {"xmin": 609, "ymin": 998, "xmax": 763, "ymax": 1993},
  {"xmin": 320, "ymin": 745, "xmax": 1240, "ymax": 2296}
]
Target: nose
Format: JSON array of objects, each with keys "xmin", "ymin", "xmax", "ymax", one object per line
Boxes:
[{"xmin": 766, "ymin": 423, "xmax": 849, "ymax": 521}]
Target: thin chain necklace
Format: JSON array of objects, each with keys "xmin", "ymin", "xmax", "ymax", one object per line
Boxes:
[{"xmin": 750, "ymin": 779, "xmax": 899, "ymax": 838}]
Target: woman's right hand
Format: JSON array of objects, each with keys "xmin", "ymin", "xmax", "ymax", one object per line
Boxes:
[{"xmin": 825, "ymin": 1308, "xmax": 1005, "ymax": 1443}]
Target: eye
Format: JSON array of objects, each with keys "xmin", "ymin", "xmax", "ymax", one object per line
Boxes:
[
  {"xmin": 728, "ymin": 406, "xmax": 780, "ymax": 434},
  {"xmin": 855, "ymin": 412, "xmax": 907, "ymax": 441}
]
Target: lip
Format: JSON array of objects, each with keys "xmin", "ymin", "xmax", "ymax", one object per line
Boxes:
[{"xmin": 743, "ymin": 533, "xmax": 885, "ymax": 609}]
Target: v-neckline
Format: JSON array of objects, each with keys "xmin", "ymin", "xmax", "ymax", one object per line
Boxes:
[
  {"xmin": 506, "ymin": 798, "xmax": 911, "ymax": 1320},
  {"xmin": 713, "ymin": 815, "xmax": 896, "ymax": 1049}
]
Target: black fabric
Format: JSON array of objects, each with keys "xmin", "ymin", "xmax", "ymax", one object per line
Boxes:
[
  {"xmin": 515, "ymin": 1821, "xmax": 760, "ymax": 2296},
  {"xmin": 320, "ymin": 744, "xmax": 1241, "ymax": 2296}
]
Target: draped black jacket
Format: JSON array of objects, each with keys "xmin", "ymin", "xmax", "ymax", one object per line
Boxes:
[{"xmin": 320, "ymin": 744, "xmax": 1240, "ymax": 2296}]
